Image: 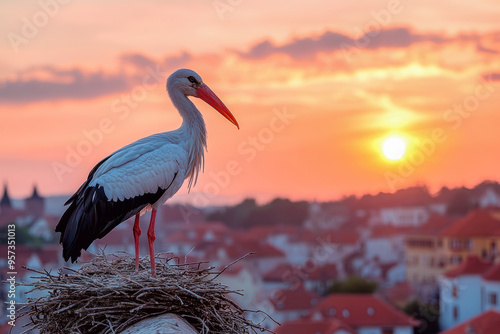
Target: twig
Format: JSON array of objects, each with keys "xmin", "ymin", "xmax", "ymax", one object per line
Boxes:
[{"xmin": 210, "ymin": 252, "xmax": 255, "ymax": 281}]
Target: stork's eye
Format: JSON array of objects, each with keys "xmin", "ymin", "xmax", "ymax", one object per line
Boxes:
[{"xmin": 188, "ymin": 76, "xmax": 196, "ymax": 83}]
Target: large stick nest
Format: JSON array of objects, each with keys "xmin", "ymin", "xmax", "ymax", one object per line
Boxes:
[{"xmin": 18, "ymin": 253, "xmax": 272, "ymax": 334}]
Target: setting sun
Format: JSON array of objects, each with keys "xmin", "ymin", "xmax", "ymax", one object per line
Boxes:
[{"xmin": 382, "ymin": 136, "xmax": 406, "ymax": 161}]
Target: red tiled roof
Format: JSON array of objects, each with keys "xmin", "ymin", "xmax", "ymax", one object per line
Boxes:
[
  {"xmin": 309, "ymin": 294, "xmax": 420, "ymax": 327},
  {"xmin": 443, "ymin": 255, "xmax": 493, "ymax": 278},
  {"xmin": 370, "ymin": 226, "xmax": 415, "ymax": 238},
  {"xmin": 406, "ymin": 214, "xmax": 454, "ymax": 236},
  {"xmin": 263, "ymin": 263, "xmax": 297, "ymax": 282},
  {"xmin": 274, "ymin": 319, "xmax": 356, "ymax": 334},
  {"xmin": 306, "ymin": 263, "xmax": 339, "ymax": 281},
  {"xmin": 439, "ymin": 310, "xmax": 500, "ymax": 334},
  {"xmin": 271, "ymin": 285, "xmax": 321, "ymax": 311},
  {"xmin": 440, "ymin": 208, "xmax": 500, "ymax": 237},
  {"xmin": 322, "ymin": 231, "xmax": 360, "ymax": 245},
  {"xmin": 229, "ymin": 236, "xmax": 285, "ymax": 258},
  {"xmin": 483, "ymin": 262, "xmax": 500, "ymax": 281}
]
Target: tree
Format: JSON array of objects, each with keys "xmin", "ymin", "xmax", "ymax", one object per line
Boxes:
[
  {"xmin": 446, "ymin": 187, "xmax": 473, "ymax": 216},
  {"xmin": 0, "ymin": 224, "xmax": 44, "ymax": 247},
  {"xmin": 206, "ymin": 198, "xmax": 309, "ymax": 229},
  {"xmin": 327, "ymin": 276, "xmax": 378, "ymax": 294},
  {"xmin": 403, "ymin": 299, "xmax": 440, "ymax": 334}
]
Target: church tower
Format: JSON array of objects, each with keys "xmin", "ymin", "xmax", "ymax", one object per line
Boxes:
[
  {"xmin": 25, "ymin": 184, "xmax": 44, "ymax": 216},
  {"xmin": 0, "ymin": 182, "xmax": 12, "ymax": 214}
]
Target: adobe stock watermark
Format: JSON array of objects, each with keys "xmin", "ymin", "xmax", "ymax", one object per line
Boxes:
[
  {"xmin": 180, "ymin": 106, "xmax": 296, "ymax": 224},
  {"xmin": 51, "ymin": 65, "xmax": 169, "ymax": 181},
  {"xmin": 7, "ymin": 0, "xmax": 72, "ymax": 53},
  {"xmin": 213, "ymin": 0, "xmax": 243, "ymax": 20},
  {"xmin": 341, "ymin": 0, "xmax": 413, "ymax": 63},
  {"xmin": 384, "ymin": 76, "xmax": 495, "ymax": 191}
]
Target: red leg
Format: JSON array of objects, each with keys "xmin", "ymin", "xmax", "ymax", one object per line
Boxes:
[
  {"xmin": 147, "ymin": 209, "xmax": 157, "ymax": 277},
  {"xmin": 133, "ymin": 213, "xmax": 141, "ymax": 271}
]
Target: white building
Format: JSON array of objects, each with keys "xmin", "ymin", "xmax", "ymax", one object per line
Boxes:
[
  {"xmin": 481, "ymin": 262, "xmax": 500, "ymax": 312},
  {"xmin": 478, "ymin": 187, "xmax": 500, "ymax": 208},
  {"xmin": 378, "ymin": 206, "xmax": 430, "ymax": 227},
  {"xmin": 438, "ymin": 255, "xmax": 494, "ymax": 330}
]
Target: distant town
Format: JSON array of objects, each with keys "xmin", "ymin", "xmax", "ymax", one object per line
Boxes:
[{"xmin": 2, "ymin": 181, "xmax": 500, "ymax": 333}]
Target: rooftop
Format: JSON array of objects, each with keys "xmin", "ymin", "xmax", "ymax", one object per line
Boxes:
[
  {"xmin": 482, "ymin": 262, "xmax": 500, "ymax": 282},
  {"xmin": 439, "ymin": 310, "xmax": 500, "ymax": 334},
  {"xmin": 271, "ymin": 284, "xmax": 321, "ymax": 311},
  {"xmin": 440, "ymin": 208, "xmax": 500, "ymax": 237},
  {"xmin": 309, "ymin": 294, "xmax": 420, "ymax": 327},
  {"xmin": 274, "ymin": 319, "xmax": 356, "ymax": 334},
  {"xmin": 443, "ymin": 255, "xmax": 493, "ymax": 278}
]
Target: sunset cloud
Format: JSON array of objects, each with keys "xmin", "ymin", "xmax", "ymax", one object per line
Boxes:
[
  {"xmin": 0, "ymin": 67, "xmax": 130, "ymax": 104},
  {"xmin": 240, "ymin": 27, "xmax": 499, "ymax": 60},
  {"xmin": 484, "ymin": 72, "xmax": 500, "ymax": 81},
  {"xmin": 120, "ymin": 52, "xmax": 192, "ymax": 71},
  {"xmin": 0, "ymin": 52, "xmax": 195, "ymax": 104}
]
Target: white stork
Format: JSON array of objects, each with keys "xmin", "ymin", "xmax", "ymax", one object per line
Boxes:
[{"xmin": 56, "ymin": 69, "xmax": 239, "ymax": 276}]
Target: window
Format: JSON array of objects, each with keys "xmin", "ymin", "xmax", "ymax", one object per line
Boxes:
[
  {"xmin": 342, "ymin": 309, "xmax": 350, "ymax": 318},
  {"xmin": 482, "ymin": 249, "xmax": 489, "ymax": 259},
  {"xmin": 450, "ymin": 255, "xmax": 463, "ymax": 264},
  {"xmin": 453, "ymin": 306, "xmax": 459, "ymax": 321},
  {"xmin": 490, "ymin": 293, "xmax": 497, "ymax": 306},
  {"xmin": 452, "ymin": 285, "xmax": 458, "ymax": 298}
]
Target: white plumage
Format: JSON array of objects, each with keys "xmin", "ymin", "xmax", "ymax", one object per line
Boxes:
[{"xmin": 56, "ymin": 69, "xmax": 239, "ymax": 276}]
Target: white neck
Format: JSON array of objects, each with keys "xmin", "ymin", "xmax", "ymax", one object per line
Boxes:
[{"xmin": 167, "ymin": 86, "xmax": 207, "ymax": 190}]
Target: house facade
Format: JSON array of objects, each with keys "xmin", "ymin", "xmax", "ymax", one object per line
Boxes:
[
  {"xmin": 439, "ymin": 255, "xmax": 500, "ymax": 331},
  {"xmin": 407, "ymin": 209, "xmax": 500, "ymax": 298}
]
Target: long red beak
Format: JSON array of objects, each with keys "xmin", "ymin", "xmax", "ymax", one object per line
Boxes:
[{"xmin": 196, "ymin": 83, "xmax": 239, "ymax": 129}]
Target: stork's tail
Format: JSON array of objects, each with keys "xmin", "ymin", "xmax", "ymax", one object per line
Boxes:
[{"xmin": 55, "ymin": 186, "xmax": 103, "ymax": 262}]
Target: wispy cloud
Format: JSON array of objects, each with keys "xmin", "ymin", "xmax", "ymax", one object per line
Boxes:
[
  {"xmin": 120, "ymin": 52, "xmax": 192, "ymax": 70},
  {"xmin": 0, "ymin": 52, "xmax": 193, "ymax": 104},
  {"xmin": 240, "ymin": 27, "xmax": 498, "ymax": 60},
  {"xmin": 0, "ymin": 68, "xmax": 131, "ymax": 104},
  {"xmin": 483, "ymin": 72, "xmax": 500, "ymax": 81}
]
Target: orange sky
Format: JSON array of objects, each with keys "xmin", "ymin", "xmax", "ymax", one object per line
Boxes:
[{"xmin": 1, "ymin": 0, "xmax": 500, "ymax": 204}]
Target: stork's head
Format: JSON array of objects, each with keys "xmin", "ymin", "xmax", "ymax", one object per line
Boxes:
[{"xmin": 167, "ymin": 69, "xmax": 239, "ymax": 129}]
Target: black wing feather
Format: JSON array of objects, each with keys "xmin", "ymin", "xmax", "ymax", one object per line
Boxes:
[{"xmin": 56, "ymin": 164, "xmax": 178, "ymax": 262}]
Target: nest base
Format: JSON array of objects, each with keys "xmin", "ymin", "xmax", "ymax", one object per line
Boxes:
[{"xmin": 18, "ymin": 253, "xmax": 269, "ymax": 334}]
